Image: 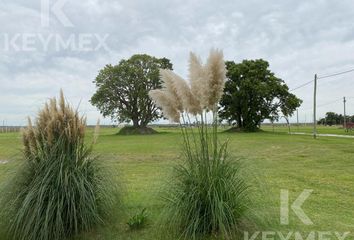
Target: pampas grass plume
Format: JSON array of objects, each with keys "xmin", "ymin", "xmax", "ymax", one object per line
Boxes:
[
  {"xmin": 161, "ymin": 69, "xmax": 202, "ymax": 115},
  {"xmin": 149, "ymin": 89, "xmax": 181, "ymax": 123},
  {"xmin": 160, "ymin": 69, "xmax": 184, "ymax": 112},
  {"xmin": 205, "ymin": 48, "xmax": 226, "ymax": 109},
  {"xmin": 189, "ymin": 52, "xmax": 208, "ymax": 109},
  {"xmin": 150, "ymin": 48, "xmax": 226, "ymax": 120},
  {"xmin": 93, "ymin": 119, "xmax": 100, "ymax": 144},
  {"xmin": 22, "ymin": 89, "xmax": 86, "ymax": 162}
]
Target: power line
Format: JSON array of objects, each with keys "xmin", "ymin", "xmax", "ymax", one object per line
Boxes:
[
  {"xmin": 317, "ymin": 68, "xmax": 354, "ymax": 79},
  {"xmin": 290, "ymin": 67, "xmax": 354, "ymax": 92},
  {"xmin": 290, "ymin": 80, "xmax": 313, "ymax": 91},
  {"xmin": 317, "ymin": 98, "xmax": 342, "ymax": 108},
  {"xmin": 301, "ymin": 98, "xmax": 344, "ymax": 112}
]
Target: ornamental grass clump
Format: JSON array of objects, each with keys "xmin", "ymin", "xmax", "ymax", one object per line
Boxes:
[
  {"xmin": 0, "ymin": 90, "xmax": 117, "ymax": 240},
  {"xmin": 149, "ymin": 49, "xmax": 249, "ymax": 239}
]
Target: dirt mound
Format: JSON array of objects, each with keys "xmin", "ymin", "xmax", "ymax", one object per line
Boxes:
[{"xmin": 117, "ymin": 126, "xmax": 157, "ymax": 135}]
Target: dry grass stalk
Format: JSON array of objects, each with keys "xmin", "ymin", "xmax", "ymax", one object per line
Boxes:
[{"xmin": 93, "ymin": 119, "xmax": 100, "ymax": 144}]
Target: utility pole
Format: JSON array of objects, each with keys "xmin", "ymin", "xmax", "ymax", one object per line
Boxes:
[
  {"xmin": 313, "ymin": 74, "xmax": 317, "ymax": 139},
  {"xmin": 343, "ymin": 96, "xmax": 347, "ymax": 132},
  {"xmin": 296, "ymin": 109, "xmax": 299, "ymax": 131}
]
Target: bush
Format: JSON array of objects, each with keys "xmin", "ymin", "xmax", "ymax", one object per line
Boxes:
[
  {"xmin": 0, "ymin": 91, "xmax": 118, "ymax": 240},
  {"xmin": 127, "ymin": 208, "xmax": 148, "ymax": 230},
  {"xmin": 160, "ymin": 132, "xmax": 249, "ymax": 239},
  {"xmin": 150, "ymin": 49, "xmax": 250, "ymax": 239}
]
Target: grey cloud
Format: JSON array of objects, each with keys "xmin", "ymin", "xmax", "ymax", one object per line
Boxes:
[{"xmin": 1, "ymin": 0, "xmax": 354, "ymax": 125}]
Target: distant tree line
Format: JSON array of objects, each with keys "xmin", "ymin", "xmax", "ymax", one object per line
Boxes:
[{"xmin": 318, "ymin": 112, "xmax": 354, "ymax": 126}]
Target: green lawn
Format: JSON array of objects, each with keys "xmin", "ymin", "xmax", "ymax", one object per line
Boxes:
[{"xmin": 0, "ymin": 127, "xmax": 353, "ymax": 239}]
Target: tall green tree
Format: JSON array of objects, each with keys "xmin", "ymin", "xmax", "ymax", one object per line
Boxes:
[
  {"xmin": 219, "ymin": 59, "xmax": 302, "ymax": 131},
  {"xmin": 91, "ymin": 54, "xmax": 172, "ymax": 129}
]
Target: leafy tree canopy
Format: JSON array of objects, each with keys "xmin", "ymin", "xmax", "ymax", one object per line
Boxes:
[
  {"xmin": 318, "ymin": 112, "xmax": 354, "ymax": 126},
  {"xmin": 219, "ymin": 59, "xmax": 302, "ymax": 131},
  {"xmin": 91, "ymin": 54, "xmax": 172, "ymax": 128}
]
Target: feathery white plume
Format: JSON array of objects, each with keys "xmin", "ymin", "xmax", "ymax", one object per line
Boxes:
[
  {"xmin": 161, "ymin": 69, "xmax": 202, "ymax": 115},
  {"xmin": 149, "ymin": 49, "xmax": 226, "ymax": 120},
  {"xmin": 189, "ymin": 52, "xmax": 208, "ymax": 109},
  {"xmin": 149, "ymin": 89, "xmax": 181, "ymax": 123},
  {"xmin": 204, "ymin": 48, "xmax": 226, "ymax": 109}
]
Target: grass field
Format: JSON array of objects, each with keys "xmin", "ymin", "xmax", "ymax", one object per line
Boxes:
[{"xmin": 1, "ymin": 126, "xmax": 353, "ymax": 239}]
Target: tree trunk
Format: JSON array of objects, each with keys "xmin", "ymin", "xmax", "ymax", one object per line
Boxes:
[
  {"xmin": 140, "ymin": 117, "xmax": 149, "ymax": 128},
  {"xmin": 132, "ymin": 117, "xmax": 139, "ymax": 128},
  {"xmin": 237, "ymin": 114, "xmax": 242, "ymax": 128},
  {"xmin": 285, "ymin": 117, "xmax": 290, "ymax": 133}
]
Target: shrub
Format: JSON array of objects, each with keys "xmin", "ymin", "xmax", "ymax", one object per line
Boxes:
[
  {"xmin": 150, "ymin": 49, "xmax": 249, "ymax": 239},
  {"xmin": 127, "ymin": 208, "xmax": 148, "ymax": 230},
  {"xmin": 0, "ymin": 90, "xmax": 118, "ymax": 240}
]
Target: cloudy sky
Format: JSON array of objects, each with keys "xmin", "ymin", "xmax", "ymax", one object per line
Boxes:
[{"xmin": 1, "ymin": 0, "xmax": 354, "ymax": 125}]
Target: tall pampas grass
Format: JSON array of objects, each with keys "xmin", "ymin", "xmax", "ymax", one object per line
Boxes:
[
  {"xmin": 150, "ymin": 49, "xmax": 249, "ymax": 239},
  {"xmin": 0, "ymin": 90, "xmax": 118, "ymax": 240}
]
